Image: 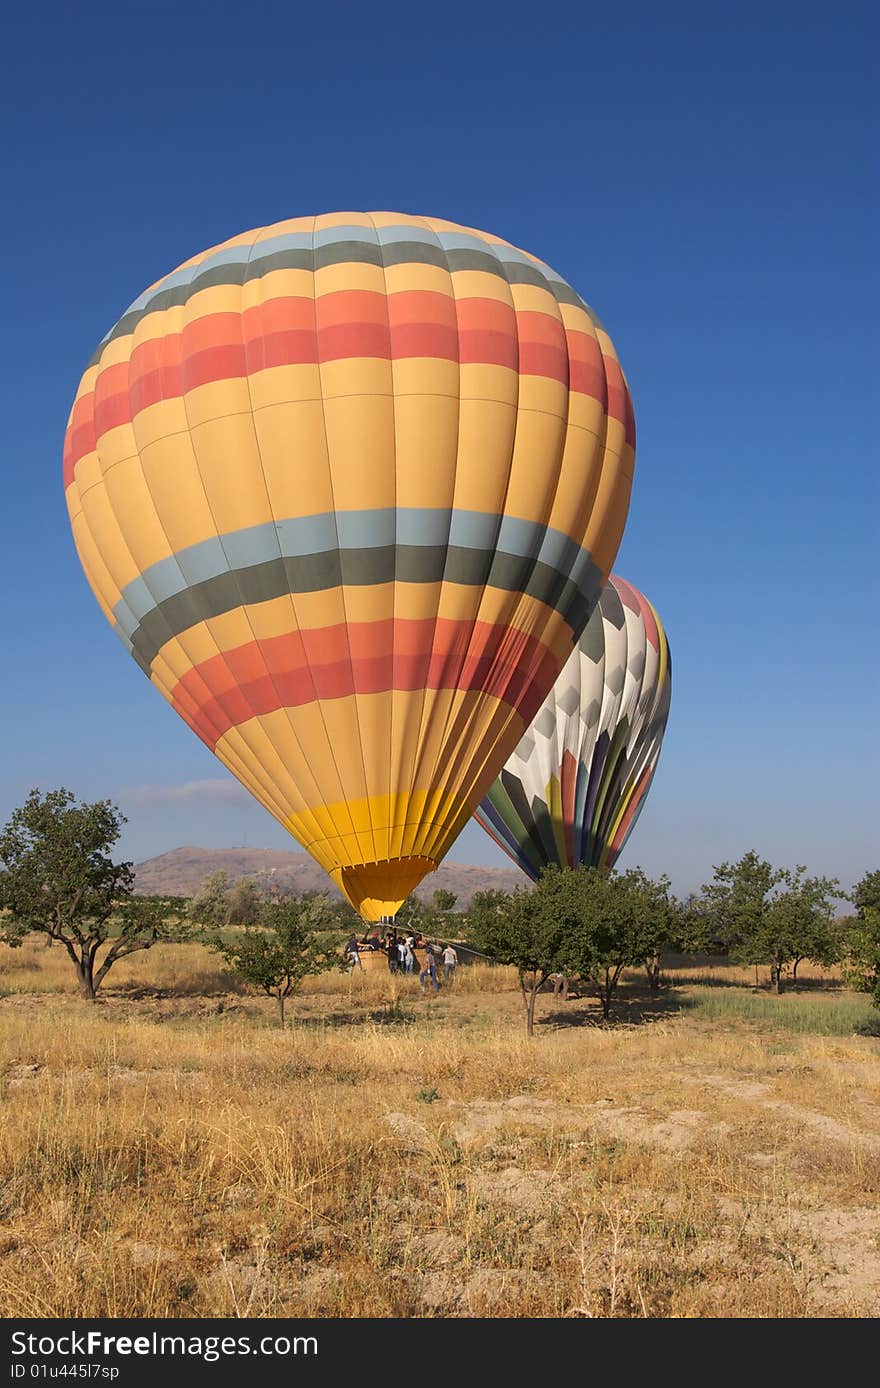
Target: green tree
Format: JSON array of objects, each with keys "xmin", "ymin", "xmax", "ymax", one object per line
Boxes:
[
  {"xmin": 540, "ymin": 866, "xmax": 674, "ymax": 1020},
  {"xmin": 187, "ymin": 870, "xmax": 231, "ymax": 927},
  {"xmin": 466, "ymin": 886, "xmax": 567, "ymax": 1035},
  {"xmin": 701, "ymin": 854, "xmax": 840, "ymax": 992},
  {"xmin": 226, "ymin": 876, "xmax": 262, "ymax": 925},
  {"xmin": 212, "ymin": 894, "xmax": 342, "ymax": 1027},
  {"xmin": 0, "ymin": 788, "xmax": 188, "ymax": 999},
  {"xmin": 432, "ymin": 888, "xmax": 458, "ymax": 914},
  {"xmin": 842, "ymin": 869, "xmax": 880, "ymax": 1005}
]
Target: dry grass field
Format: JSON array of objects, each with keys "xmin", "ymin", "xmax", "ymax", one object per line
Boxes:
[{"xmin": 1, "ymin": 938, "xmax": 879, "ymax": 1318}]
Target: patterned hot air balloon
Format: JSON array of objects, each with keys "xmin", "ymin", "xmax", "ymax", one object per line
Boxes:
[
  {"xmin": 63, "ymin": 212, "xmax": 634, "ymax": 919},
  {"xmin": 474, "ymin": 575, "xmax": 670, "ymax": 878}
]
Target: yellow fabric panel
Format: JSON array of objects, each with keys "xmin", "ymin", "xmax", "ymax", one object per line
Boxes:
[
  {"xmin": 77, "ymin": 483, "xmax": 139, "ymax": 607},
  {"xmin": 583, "ymin": 452, "xmax": 634, "ymax": 577},
  {"xmin": 449, "ymin": 398, "xmax": 518, "ymax": 516},
  {"xmin": 319, "ymin": 357, "xmax": 394, "ymax": 401},
  {"xmin": 501, "ymin": 409, "xmax": 570, "ymax": 522},
  {"xmin": 390, "ymin": 395, "xmax": 461, "ymax": 511},
  {"xmin": 387, "ymin": 357, "xmax": 461, "ymax": 398},
  {"xmin": 547, "ymin": 775, "xmax": 568, "ymax": 865},
  {"xmin": 251, "ymin": 398, "xmax": 334, "ymax": 518},
  {"xmin": 240, "ymin": 266, "xmax": 316, "ymax": 307},
  {"xmin": 209, "ymin": 689, "xmax": 516, "ymax": 832},
  {"xmin": 567, "ymin": 392, "xmax": 610, "ymax": 437},
  {"xmin": 89, "ymin": 421, "xmax": 139, "ymax": 471},
  {"xmin": 248, "ymin": 364, "xmax": 324, "ymax": 411},
  {"xmin": 129, "ymin": 432, "xmax": 218, "ymax": 569},
  {"xmin": 321, "ymin": 392, "xmax": 397, "ymax": 511},
  {"xmin": 69, "ymin": 449, "xmax": 105, "ymax": 499},
  {"xmin": 285, "ymin": 787, "xmax": 470, "ymax": 870},
  {"xmin": 456, "ymin": 362, "xmax": 519, "ymax": 407},
  {"xmin": 186, "ymin": 412, "xmax": 273, "ymax": 537},
  {"xmin": 182, "ymin": 377, "xmax": 253, "ymax": 431},
  {"xmin": 386, "ymin": 261, "xmax": 452, "ymax": 295},
  {"xmin": 333, "ymin": 859, "xmax": 437, "ymax": 922},
  {"xmin": 69, "ymin": 508, "xmax": 117, "ymax": 624},
  {"xmin": 102, "ymin": 454, "xmax": 199, "ymax": 590},
  {"xmin": 93, "ymin": 334, "xmax": 138, "ymax": 371}
]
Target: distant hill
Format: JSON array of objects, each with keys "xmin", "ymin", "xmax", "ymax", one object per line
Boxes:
[{"xmin": 133, "ymin": 845, "xmax": 527, "ymax": 907}]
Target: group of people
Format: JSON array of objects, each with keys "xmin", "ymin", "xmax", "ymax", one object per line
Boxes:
[{"xmin": 344, "ymin": 930, "xmax": 459, "ymax": 990}]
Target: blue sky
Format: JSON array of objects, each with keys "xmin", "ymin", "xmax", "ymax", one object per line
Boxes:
[{"xmin": 1, "ymin": 1, "xmax": 875, "ymax": 895}]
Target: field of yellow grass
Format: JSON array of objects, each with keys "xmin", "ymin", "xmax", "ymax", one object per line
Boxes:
[{"xmin": 1, "ymin": 938, "xmax": 879, "ymax": 1318}]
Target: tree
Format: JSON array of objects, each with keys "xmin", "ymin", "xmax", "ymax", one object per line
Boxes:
[
  {"xmin": 842, "ymin": 869, "xmax": 880, "ymax": 1005},
  {"xmin": 432, "ymin": 888, "xmax": 457, "ymax": 914},
  {"xmin": 211, "ymin": 894, "xmax": 342, "ymax": 1027},
  {"xmin": 0, "ymin": 788, "xmax": 188, "ymax": 999},
  {"xmin": 187, "ymin": 870, "xmax": 231, "ymax": 927},
  {"xmin": 701, "ymin": 854, "xmax": 840, "ymax": 992},
  {"xmin": 466, "ymin": 887, "xmax": 567, "ymax": 1035},
  {"xmin": 226, "ymin": 876, "xmax": 262, "ymax": 925},
  {"xmin": 541, "ymin": 866, "xmax": 674, "ymax": 1020}
]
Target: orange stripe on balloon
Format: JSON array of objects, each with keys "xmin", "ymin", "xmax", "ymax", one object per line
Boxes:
[
  {"xmin": 168, "ymin": 617, "xmax": 559, "ymax": 752},
  {"xmin": 63, "ymin": 293, "xmax": 631, "ymax": 480}
]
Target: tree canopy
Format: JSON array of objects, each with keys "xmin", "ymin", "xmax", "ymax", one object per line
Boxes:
[{"xmin": 0, "ymin": 788, "xmax": 188, "ymax": 998}]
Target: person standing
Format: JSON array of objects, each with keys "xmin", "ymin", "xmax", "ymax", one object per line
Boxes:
[
  {"xmin": 420, "ymin": 943, "xmax": 440, "ymax": 992},
  {"xmin": 401, "ymin": 939, "xmax": 415, "ymax": 975},
  {"xmin": 345, "ymin": 935, "xmax": 363, "ymax": 971},
  {"xmin": 386, "ymin": 934, "xmax": 399, "ymax": 974},
  {"xmin": 441, "ymin": 942, "xmax": 458, "ymax": 982}
]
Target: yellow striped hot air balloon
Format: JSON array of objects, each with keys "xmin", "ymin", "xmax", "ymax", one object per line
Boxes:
[{"xmin": 63, "ymin": 212, "xmax": 634, "ymax": 920}]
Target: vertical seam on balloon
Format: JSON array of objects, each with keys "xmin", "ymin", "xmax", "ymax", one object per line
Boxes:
[
  {"xmin": 399, "ymin": 214, "xmax": 462, "ymax": 866},
  {"xmin": 158, "ymin": 236, "xmax": 301, "ymax": 830},
  {"xmin": 367, "ymin": 212, "xmax": 401, "ymax": 867},
  {"xmin": 308, "ymin": 213, "xmax": 372, "ymax": 870},
  {"xmin": 228, "ymin": 219, "xmax": 338, "ymax": 848},
  {"xmin": 91, "ymin": 287, "xmax": 244, "ymax": 757},
  {"xmin": 81, "ymin": 321, "xmax": 266, "ymax": 801},
  {"xmin": 452, "ymin": 257, "xmax": 578, "ymax": 837},
  {"xmin": 411, "ymin": 228, "xmax": 524, "ymax": 863},
  {"xmin": 427, "ymin": 252, "xmax": 575, "ymax": 862},
  {"xmin": 577, "ymin": 596, "xmax": 608, "ymax": 863}
]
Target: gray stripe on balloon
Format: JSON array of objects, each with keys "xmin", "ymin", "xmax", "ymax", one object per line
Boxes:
[
  {"xmin": 123, "ymin": 542, "xmax": 603, "ymax": 676},
  {"xmin": 88, "ymin": 238, "xmax": 601, "ymax": 365}
]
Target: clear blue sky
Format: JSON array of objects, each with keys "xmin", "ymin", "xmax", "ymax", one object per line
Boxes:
[{"xmin": 1, "ymin": 1, "xmax": 875, "ymax": 895}]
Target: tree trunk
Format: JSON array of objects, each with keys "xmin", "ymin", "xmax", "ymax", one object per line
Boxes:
[
  {"xmin": 276, "ymin": 991, "xmax": 286, "ymax": 1029},
  {"xmin": 527, "ymin": 982, "xmax": 539, "ymax": 1037},
  {"xmin": 646, "ymin": 950, "xmax": 662, "ymax": 991},
  {"xmin": 791, "ymin": 957, "xmax": 800, "ymax": 983},
  {"xmin": 771, "ymin": 960, "xmax": 782, "ymax": 994},
  {"xmin": 75, "ymin": 957, "xmax": 97, "ymax": 1000},
  {"xmin": 600, "ymin": 971, "xmax": 612, "ymax": 1021}
]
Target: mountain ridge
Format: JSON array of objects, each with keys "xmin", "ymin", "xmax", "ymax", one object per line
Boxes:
[{"xmin": 133, "ymin": 845, "xmax": 528, "ymax": 906}]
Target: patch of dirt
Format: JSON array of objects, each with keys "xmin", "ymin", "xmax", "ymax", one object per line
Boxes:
[
  {"xmin": 382, "ymin": 1111, "xmax": 433, "ymax": 1152},
  {"xmin": 105, "ymin": 1067, "xmax": 209, "ymax": 1089},
  {"xmin": 119, "ymin": 1240, "xmax": 178, "ymax": 1268},
  {"xmin": 472, "ymin": 1167, "xmax": 557, "ymax": 1210},
  {"xmin": 443, "ymin": 1095, "xmax": 577, "ymax": 1144},
  {"xmin": 405, "ymin": 1231, "xmax": 461, "ymax": 1267},
  {"xmin": 420, "ymin": 1266, "xmax": 529, "ymax": 1313},
  {"xmin": 586, "ymin": 1100, "xmax": 730, "ymax": 1152},
  {"xmin": 796, "ymin": 1207, "xmax": 880, "ymax": 1313},
  {"xmin": 689, "ymin": 1072, "xmax": 772, "ymax": 1101},
  {"xmin": 684, "ymin": 1072, "xmax": 880, "ymax": 1153},
  {"xmin": 3, "ymin": 1062, "xmax": 43, "ymax": 1088}
]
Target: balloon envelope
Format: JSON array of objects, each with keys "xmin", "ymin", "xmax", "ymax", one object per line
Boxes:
[
  {"xmin": 475, "ymin": 575, "xmax": 671, "ymax": 878},
  {"xmin": 64, "ymin": 212, "xmax": 634, "ymax": 918}
]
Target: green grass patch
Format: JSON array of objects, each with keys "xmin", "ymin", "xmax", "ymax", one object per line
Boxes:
[{"xmin": 685, "ymin": 986, "xmax": 879, "ymax": 1036}]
